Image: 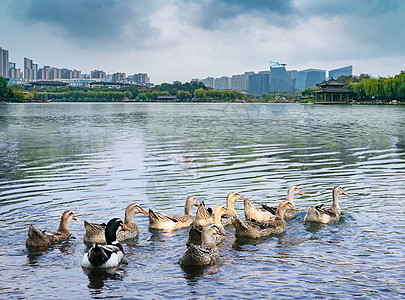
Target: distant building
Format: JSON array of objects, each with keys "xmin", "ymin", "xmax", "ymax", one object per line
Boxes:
[
  {"xmin": 295, "ymin": 68, "xmax": 326, "ymax": 91},
  {"xmin": 313, "ymin": 78, "xmax": 352, "ymax": 102},
  {"xmin": 8, "ymin": 62, "xmax": 21, "ymax": 79},
  {"xmin": 215, "ymin": 76, "xmax": 231, "ymax": 91},
  {"xmin": 112, "ymin": 72, "xmax": 126, "ymax": 82},
  {"xmin": 30, "ymin": 81, "xmax": 69, "ymax": 88},
  {"xmin": 329, "ymin": 65, "xmax": 352, "ymax": 80},
  {"xmin": 248, "ymin": 71, "xmax": 270, "ymax": 94},
  {"xmin": 24, "ymin": 58, "xmax": 37, "ymax": 80},
  {"xmin": 287, "ymin": 70, "xmax": 297, "ymax": 86},
  {"xmin": 201, "ymin": 77, "xmax": 214, "ymax": 89},
  {"xmin": 91, "ymin": 70, "xmax": 106, "ymax": 79},
  {"xmin": 231, "ymin": 72, "xmax": 251, "ymax": 93},
  {"xmin": 88, "ymin": 81, "xmax": 124, "ymax": 88},
  {"xmin": 0, "ymin": 47, "xmax": 9, "ymax": 78},
  {"xmin": 269, "ymin": 61, "xmax": 294, "ymax": 92}
]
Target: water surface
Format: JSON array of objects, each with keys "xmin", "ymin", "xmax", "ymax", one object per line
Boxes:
[{"xmin": 0, "ymin": 103, "xmax": 404, "ymax": 299}]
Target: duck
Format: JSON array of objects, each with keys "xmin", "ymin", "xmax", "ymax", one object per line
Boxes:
[
  {"xmin": 260, "ymin": 186, "xmax": 306, "ymax": 220},
  {"xmin": 179, "ymin": 223, "xmax": 225, "ymax": 266},
  {"xmin": 83, "ymin": 204, "xmax": 149, "ymax": 244},
  {"xmin": 26, "ymin": 210, "xmax": 77, "ymax": 248},
  {"xmin": 187, "ymin": 203, "xmax": 228, "ymax": 246},
  {"xmin": 81, "ymin": 218, "xmax": 131, "ymax": 269},
  {"xmin": 221, "ymin": 192, "xmax": 247, "ymax": 226},
  {"xmin": 232, "ymin": 200, "xmax": 296, "ymax": 239},
  {"xmin": 148, "ymin": 196, "xmax": 199, "ymax": 231},
  {"xmin": 304, "ymin": 185, "xmax": 349, "ymax": 224}
]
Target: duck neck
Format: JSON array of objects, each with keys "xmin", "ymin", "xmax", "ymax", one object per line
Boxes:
[
  {"xmin": 124, "ymin": 210, "xmax": 134, "ymax": 225},
  {"xmin": 286, "ymin": 190, "xmax": 295, "ymax": 203},
  {"xmin": 213, "ymin": 211, "xmax": 225, "ymax": 231},
  {"xmin": 275, "ymin": 204, "xmax": 286, "ymax": 220},
  {"xmin": 184, "ymin": 200, "xmax": 194, "ymax": 216},
  {"xmin": 57, "ymin": 216, "xmax": 70, "ymax": 235},
  {"xmin": 331, "ymin": 190, "xmax": 341, "ymax": 214},
  {"xmin": 105, "ymin": 225, "xmax": 118, "ymax": 245},
  {"xmin": 227, "ymin": 197, "xmax": 236, "ymax": 216}
]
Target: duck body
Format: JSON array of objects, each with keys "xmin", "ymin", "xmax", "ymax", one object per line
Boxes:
[
  {"xmin": 81, "ymin": 218, "xmax": 130, "ymax": 269},
  {"xmin": 187, "ymin": 204, "xmax": 227, "ymax": 246},
  {"xmin": 179, "ymin": 224, "xmax": 225, "ymax": 266},
  {"xmin": 26, "ymin": 210, "xmax": 77, "ymax": 248},
  {"xmin": 304, "ymin": 185, "xmax": 349, "ymax": 224},
  {"xmin": 259, "ymin": 186, "xmax": 306, "ymax": 220},
  {"xmin": 244, "ymin": 198, "xmax": 275, "ymax": 222},
  {"xmin": 233, "ymin": 201, "xmax": 295, "ymax": 239},
  {"xmin": 149, "ymin": 196, "xmax": 199, "ymax": 231},
  {"xmin": 83, "ymin": 204, "xmax": 148, "ymax": 243}
]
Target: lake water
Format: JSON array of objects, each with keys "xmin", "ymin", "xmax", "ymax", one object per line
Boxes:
[{"xmin": 0, "ymin": 102, "xmax": 404, "ymax": 299}]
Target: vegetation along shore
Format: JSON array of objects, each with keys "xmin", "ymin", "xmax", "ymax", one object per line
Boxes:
[{"xmin": 1, "ymin": 71, "xmax": 404, "ymax": 104}]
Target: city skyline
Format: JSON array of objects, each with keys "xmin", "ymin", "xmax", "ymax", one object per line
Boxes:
[{"xmin": 1, "ymin": 1, "xmax": 405, "ymax": 84}]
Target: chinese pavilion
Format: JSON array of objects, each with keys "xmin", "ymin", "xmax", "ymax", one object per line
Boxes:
[{"xmin": 313, "ymin": 78, "xmax": 352, "ymax": 102}]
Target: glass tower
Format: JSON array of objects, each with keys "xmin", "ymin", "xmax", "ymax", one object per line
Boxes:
[{"xmin": 269, "ymin": 61, "xmax": 294, "ymax": 92}]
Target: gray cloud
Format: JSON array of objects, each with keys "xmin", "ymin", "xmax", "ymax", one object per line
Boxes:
[
  {"xmin": 179, "ymin": 0, "xmax": 295, "ymax": 29},
  {"xmin": 7, "ymin": 0, "xmax": 158, "ymax": 46}
]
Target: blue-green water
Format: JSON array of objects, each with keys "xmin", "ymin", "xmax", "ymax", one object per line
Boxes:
[{"xmin": 0, "ymin": 103, "xmax": 404, "ymax": 299}]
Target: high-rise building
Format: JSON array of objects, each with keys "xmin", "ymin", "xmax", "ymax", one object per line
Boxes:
[
  {"xmin": 8, "ymin": 62, "xmax": 21, "ymax": 79},
  {"xmin": 201, "ymin": 77, "xmax": 214, "ymax": 89},
  {"xmin": 24, "ymin": 58, "xmax": 37, "ymax": 80},
  {"xmin": 248, "ymin": 71, "xmax": 270, "ymax": 94},
  {"xmin": 295, "ymin": 68, "xmax": 326, "ymax": 91},
  {"xmin": 215, "ymin": 76, "xmax": 231, "ymax": 91},
  {"xmin": 287, "ymin": 70, "xmax": 297, "ymax": 86},
  {"xmin": 91, "ymin": 70, "xmax": 106, "ymax": 79},
  {"xmin": 0, "ymin": 47, "xmax": 9, "ymax": 78},
  {"xmin": 328, "ymin": 65, "xmax": 353, "ymax": 80},
  {"xmin": 231, "ymin": 72, "xmax": 251, "ymax": 93},
  {"xmin": 132, "ymin": 73, "xmax": 148, "ymax": 85},
  {"xmin": 112, "ymin": 72, "xmax": 126, "ymax": 82},
  {"xmin": 269, "ymin": 61, "xmax": 294, "ymax": 92}
]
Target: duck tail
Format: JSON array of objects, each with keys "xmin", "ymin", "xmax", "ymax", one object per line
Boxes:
[
  {"xmin": 88, "ymin": 243, "xmax": 110, "ymax": 267},
  {"xmin": 27, "ymin": 224, "xmax": 45, "ymax": 239},
  {"xmin": 231, "ymin": 215, "xmax": 249, "ymax": 230}
]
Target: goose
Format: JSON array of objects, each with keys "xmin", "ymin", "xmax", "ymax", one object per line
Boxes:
[
  {"xmin": 304, "ymin": 185, "xmax": 349, "ymax": 224},
  {"xmin": 81, "ymin": 218, "xmax": 130, "ymax": 269},
  {"xmin": 26, "ymin": 210, "xmax": 77, "ymax": 248},
  {"xmin": 83, "ymin": 204, "xmax": 148, "ymax": 243},
  {"xmin": 148, "ymin": 196, "xmax": 199, "ymax": 231}
]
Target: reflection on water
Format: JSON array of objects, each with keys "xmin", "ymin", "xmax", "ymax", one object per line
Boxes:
[{"xmin": 0, "ymin": 103, "xmax": 405, "ymax": 299}]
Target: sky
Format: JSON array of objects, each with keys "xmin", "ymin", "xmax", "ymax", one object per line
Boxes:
[{"xmin": 1, "ymin": 0, "xmax": 405, "ymax": 84}]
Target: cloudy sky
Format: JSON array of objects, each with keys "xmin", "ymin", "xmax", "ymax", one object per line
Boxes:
[{"xmin": 1, "ymin": 0, "xmax": 404, "ymax": 84}]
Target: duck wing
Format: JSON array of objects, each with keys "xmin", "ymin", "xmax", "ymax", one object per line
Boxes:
[
  {"xmin": 315, "ymin": 204, "xmax": 336, "ymax": 217},
  {"xmin": 261, "ymin": 204, "xmax": 277, "ymax": 215},
  {"xmin": 149, "ymin": 209, "xmax": 179, "ymax": 223}
]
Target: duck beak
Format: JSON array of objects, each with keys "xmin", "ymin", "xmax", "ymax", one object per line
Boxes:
[
  {"xmin": 139, "ymin": 208, "xmax": 149, "ymax": 215},
  {"xmin": 121, "ymin": 224, "xmax": 131, "ymax": 231},
  {"xmin": 217, "ymin": 229, "xmax": 226, "ymax": 236},
  {"xmin": 342, "ymin": 190, "xmax": 349, "ymax": 196},
  {"xmin": 72, "ymin": 216, "xmax": 77, "ymax": 221},
  {"xmin": 194, "ymin": 200, "xmax": 199, "ymax": 207},
  {"xmin": 298, "ymin": 190, "xmax": 306, "ymax": 196}
]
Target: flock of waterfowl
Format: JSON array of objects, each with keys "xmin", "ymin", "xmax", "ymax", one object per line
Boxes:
[{"xmin": 25, "ymin": 185, "xmax": 349, "ymax": 269}]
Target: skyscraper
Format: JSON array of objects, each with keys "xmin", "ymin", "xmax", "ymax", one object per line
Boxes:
[
  {"xmin": 24, "ymin": 58, "xmax": 37, "ymax": 80},
  {"xmin": 328, "ymin": 66, "xmax": 353, "ymax": 80},
  {"xmin": 248, "ymin": 71, "xmax": 270, "ymax": 94},
  {"xmin": 295, "ymin": 69, "xmax": 326, "ymax": 91},
  {"xmin": 269, "ymin": 62, "xmax": 294, "ymax": 92},
  {"xmin": 0, "ymin": 47, "xmax": 9, "ymax": 78}
]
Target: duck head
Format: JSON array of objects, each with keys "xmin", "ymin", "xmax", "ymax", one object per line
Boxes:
[
  {"xmin": 184, "ymin": 196, "xmax": 199, "ymax": 215},
  {"xmin": 105, "ymin": 218, "xmax": 131, "ymax": 244},
  {"xmin": 201, "ymin": 223, "xmax": 226, "ymax": 245},
  {"xmin": 288, "ymin": 186, "xmax": 306, "ymax": 196},
  {"xmin": 333, "ymin": 185, "xmax": 349, "ymax": 196}
]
